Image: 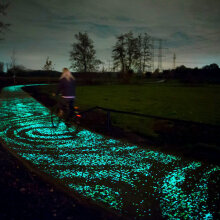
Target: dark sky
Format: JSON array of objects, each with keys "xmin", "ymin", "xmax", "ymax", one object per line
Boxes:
[{"xmin": 1, "ymin": 0, "xmax": 220, "ymax": 71}]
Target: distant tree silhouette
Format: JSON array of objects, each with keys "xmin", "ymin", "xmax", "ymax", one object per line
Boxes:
[
  {"xmin": 134, "ymin": 33, "xmax": 152, "ymax": 73},
  {"xmin": 124, "ymin": 31, "xmax": 136, "ymax": 71},
  {"xmin": 42, "ymin": 56, "xmax": 54, "ymax": 71},
  {"xmin": 209, "ymin": 63, "xmax": 219, "ymax": 70},
  {"xmin": 112, "ymin": 34, "xmax": 126, "ymax": 73},
  {"xmin": 161, "ymin": 63, "xmax": 220, "ymax": 83},
  {"xmin": 70, "ymin": 32, "xmax": 102, "ymax": 72},
  {"xmin": 112, "ymin": 32, "xmax": 152, "ymax": 74},
  {"xmin": 112, "ymin": 32, "xmax": 137, "ymax": 73},
  {"xmin": 202, "ymin": 63, "xmax": 219, "ymax": 71},
  {"xmin": 0, "ymin": 1, "xmax": 10, "ymax": 39}
]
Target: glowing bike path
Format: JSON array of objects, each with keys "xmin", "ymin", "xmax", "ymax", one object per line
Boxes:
[{"xmin": 0, "ymin": 85, "xmax": 219, "ymax": 219}]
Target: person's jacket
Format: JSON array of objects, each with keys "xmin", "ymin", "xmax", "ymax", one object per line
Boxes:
[{"xmin": 56, "ymin": 78, "xmax": 76, "ymax": 98}]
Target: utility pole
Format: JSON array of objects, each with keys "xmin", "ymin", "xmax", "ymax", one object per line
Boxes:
[
  {"xmin": 158, "ymin": 39, "xmax": 163, "ymax": 72},
  {"xmin": 173, "ymin": 53, "xmax": 176, "ymax": 69},
  {"xmin": 151, "ymin": 38, "xmax": 155, "ymax": 73},
  {"xmin": 6, "ymin": 63, "xmax": 9, "ymax": 73},
  {"xmin": 11, "ymin": 49, "xmax": 16, "ymax": 84},
  {"xmin": 108, "ymin": 60, "xmax": 111, "ymax": 72},
  {"xmin": 152, "ymin": 38, "xmax": 166, "ymax": 73}
]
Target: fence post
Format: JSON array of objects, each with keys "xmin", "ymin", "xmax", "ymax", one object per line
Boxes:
[{"xmin": 107, "ymin": 111, "xmax": 111, "ymax": 130}]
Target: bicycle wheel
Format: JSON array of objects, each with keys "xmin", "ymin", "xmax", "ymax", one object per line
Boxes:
[
  {"xmin": 71, "ymin": 112, "xmax": 81, "ymax": 132},
  {"xmin": 51, "ymin": 103, "xmax": 62, "ymax": 128}
]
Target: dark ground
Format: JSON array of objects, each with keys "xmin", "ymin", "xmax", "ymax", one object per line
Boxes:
[{"xmin": 0, "ymin": 143, "xmax": 122, "ymax": 220}]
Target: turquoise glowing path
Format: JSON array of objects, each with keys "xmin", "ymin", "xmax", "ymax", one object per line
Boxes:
[{"xmin": 0, "ymin": 85, "xmax": 219, "ymax": 219}]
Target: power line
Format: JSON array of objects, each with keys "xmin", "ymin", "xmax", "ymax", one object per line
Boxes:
[
  {"xmin": 152, "ymin": 38, "xmax": 166, "ymax": 72},
  {"xmin": 158, "ymin": 39, "xmax": 162, "ymax": 72},
  {"xmin": 152, "ymin": 38, "xmax": 155, "ymax": 72}
]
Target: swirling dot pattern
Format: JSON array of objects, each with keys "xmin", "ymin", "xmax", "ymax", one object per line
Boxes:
[{"xmin": 0, "ymin": 84, "xmax": 219, "ymax": 219}]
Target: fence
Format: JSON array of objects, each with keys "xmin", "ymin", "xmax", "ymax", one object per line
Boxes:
[{"xmin": 79, "ymin": 106, "xmax": 220, "ymax": 130}]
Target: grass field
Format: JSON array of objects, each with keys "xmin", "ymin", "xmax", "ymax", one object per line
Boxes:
[{"xmin": 35, "ymin": 82, "xmax": 220, "ymax": 143}]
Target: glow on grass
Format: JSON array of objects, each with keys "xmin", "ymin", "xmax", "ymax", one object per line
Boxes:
[{"xmin": 0, "ymin": 85, "xmax": 219, "ymax": 219}]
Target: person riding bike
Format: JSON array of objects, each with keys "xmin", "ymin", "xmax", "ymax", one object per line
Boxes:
[{"xmin": 56, "ymin": 68, "xmax": 76, "ymax": 126}]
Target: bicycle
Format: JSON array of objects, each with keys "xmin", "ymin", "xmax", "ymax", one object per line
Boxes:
[{"xmin": 50, "ymin": 98, "xmax": 81, "ymax": 132}]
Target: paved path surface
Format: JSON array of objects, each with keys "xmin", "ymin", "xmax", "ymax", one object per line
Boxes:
[
  {"xmin": 0, "ymin": 142, "xmax": 117, "ymax": 220},
  {"xmin": 0, "ymin": 84, "xmax": 220, "ymax": 219}
]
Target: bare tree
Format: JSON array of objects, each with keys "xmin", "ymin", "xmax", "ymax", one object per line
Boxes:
[
  {"xmin": 112, "ymin": 31, "xmax": 139, "ymax": 73},
  {"xmin": 43, "ymin": 56, "xmax": 54, "ymax": 71},
  {"xmin": 70, "ymin": 32, "xmax": 102, "ymax": 72},
  {"xmin": 124, "ymin": 31, "xmax": 137, "ymax": 71},
  {"xmin": 133, "ymin": 33, "xmax": 152, "ymax": 74},
  {"xmin": 0, "ymin": 1, "xmax": 10, "ymax": 39},
  {"xmin": 112, "ymin": 34, "xmax": 126, "ymax": 73}
]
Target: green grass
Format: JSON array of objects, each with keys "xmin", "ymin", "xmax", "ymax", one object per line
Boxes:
[
  {"xmin": 75, "ymin": 84, "xmax": 220, "ymax": 124},
  {"xmin": 36, "ymin": 83, "xmax": 220, "ymax": 139}
]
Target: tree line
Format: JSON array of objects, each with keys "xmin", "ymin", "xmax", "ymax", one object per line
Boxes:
[
  {"xmin": 41, "ymin": 32, "xmax": 220, "ymax": 84},
  {"xmin": 4, "ymin": 31, "xmax": 153, "ymax": 75},
  {"xmin": 69, "ymin": 31, "xmax": 153, "ymax": 74},
  {"xmin": 1, "ymin": 2, "xmax": 219, "ymax": 84},
  {"xmin": 112, "ymin": 32, "xmax": 152, "ymax": 73},
  {"xmin": 161, "ymin": 64, "xmax": 220, "ymax": 83}
]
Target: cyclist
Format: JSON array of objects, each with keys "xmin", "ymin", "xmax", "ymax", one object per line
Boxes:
[{"xmin": 56, "ymin": 68, "xmax": 76, "ymax": 125}]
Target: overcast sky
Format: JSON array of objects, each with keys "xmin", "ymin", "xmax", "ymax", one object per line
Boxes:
[{"xmin": 0, "ymin": 0, "xmax": 220, "ymax": 71}]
